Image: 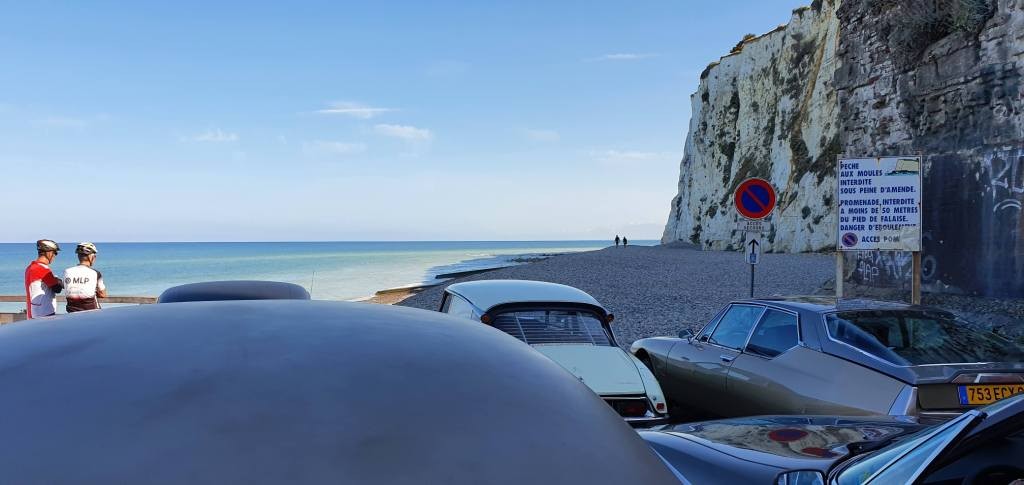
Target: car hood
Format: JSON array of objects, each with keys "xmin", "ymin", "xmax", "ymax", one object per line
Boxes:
[
  {"xmin": 648, "ymin": 415, "xmax": 926, "ymax": 468},
  {"xmin": 532, "ymin": 345, "xmax": 645, "ymax": 395}
]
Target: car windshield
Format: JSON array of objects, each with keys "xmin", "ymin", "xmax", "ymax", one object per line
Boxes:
[
  {"xmin": 825, "ymin": 310, "xmax": 1024, "ymax": 366},
  {"xmin": 835, "ymin": 411, "xmax": 979, "ymax": 484},
  {"xmin": 490, "ymin": 309, "xmax": 612, "ymax": 346}
]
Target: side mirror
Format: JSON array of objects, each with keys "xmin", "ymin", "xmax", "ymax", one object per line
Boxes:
[{"xmin": 678, "ymin": 328, "xmax": 694, "ymax": 340}]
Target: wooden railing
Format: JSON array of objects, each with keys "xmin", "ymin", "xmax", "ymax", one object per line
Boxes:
[{"xmin": 0, "ymin": 295, "xmax": 157, "ymax": 304}]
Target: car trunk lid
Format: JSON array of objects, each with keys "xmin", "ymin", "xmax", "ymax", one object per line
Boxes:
[
  {"xmin": 912, "ymin": 363, "xmax": 1024, "ymax": 412},
  {"xmin": 532, "ymin": 344, "xmax": 645, "ymax": 395}
]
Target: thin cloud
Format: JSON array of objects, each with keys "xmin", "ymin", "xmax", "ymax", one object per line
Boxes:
[
  {"xmin": 525, "ymin": 129, "xmax": 560, "ymax": 142},
  {"xmin": 316, "ymin": 101, "xmax": 396, "ymax": 119},
  {"xmin": 373, "ymin": 124, "xmax": 432, "ymax": 141},
  {"xmin": 189, "ymin": 129, "xmax": 238, "ymax": 142},
  {"xmin": 590, "ymin": 149, "xmax": 674, "ymax": 165},
  {"xmin": 588, "ymin": 53, "xmax": 660, "ymax": 62},
  {"xmin": 32, "ymin": 114, "xmax": 108, "ymax": 129},
  {"xmin": 303, "ymin": 140, "xmax": 367, "ymax": 156}
]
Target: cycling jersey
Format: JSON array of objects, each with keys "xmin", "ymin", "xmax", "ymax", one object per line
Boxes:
[
  {"xmin": 25, "ymin": 261, "xmax": 62, "ymax": 318},
  {"xmin": 63, "ymin": 265, "xmax": 106, "ymax": 313}
]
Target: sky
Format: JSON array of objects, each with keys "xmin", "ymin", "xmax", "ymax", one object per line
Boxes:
[{"xmin": 0, "ymin": 0, "xmax": 807, "ymax": 242}]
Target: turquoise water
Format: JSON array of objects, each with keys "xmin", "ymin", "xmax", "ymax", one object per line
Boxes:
[{"xmin": 0, "ymin": 241, "xmax": 655, "ymax": 312}]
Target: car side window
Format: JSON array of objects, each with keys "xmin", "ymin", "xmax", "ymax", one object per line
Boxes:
[
  {"xmin": 708, "ymin": 305, "xmax": 764, "ymax": 349},
  {"xmin": 697, "ymin": 308, "xmax": 727, "ymax": 341},
  {"xmin": 745, "ymin": 309, "xmax": 799, "ymax": 358},
  {"xmin": 446, "ymin": 295, "xmax": 476, "ymax": 320}
]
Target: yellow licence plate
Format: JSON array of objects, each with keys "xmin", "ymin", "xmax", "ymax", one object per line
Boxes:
[{"xmin": 958, "ymin": 384, "xmax": 1024, "ymax": 405}]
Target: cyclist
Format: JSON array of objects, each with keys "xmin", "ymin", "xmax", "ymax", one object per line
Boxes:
[
  {"xmin": 63, "ymin": 242, "xmax": 107, "ymax": 313},
  {"xmin": 24, "ymin": 239, "xmax": 64, "ymax": 318}
]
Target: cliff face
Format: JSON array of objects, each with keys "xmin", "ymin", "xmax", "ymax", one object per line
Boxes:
[
  {"xmin": 663, "ymin": 2, "xmax": 842, "ymax": 252},
  {"xmin": 664, "ymin": 0, "xmax": 1024, "ymax": 297}
]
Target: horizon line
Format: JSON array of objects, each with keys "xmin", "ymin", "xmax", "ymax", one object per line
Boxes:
[{"xmin": 0, "ymin": 238, "xmax": 661, "ymax": 245}]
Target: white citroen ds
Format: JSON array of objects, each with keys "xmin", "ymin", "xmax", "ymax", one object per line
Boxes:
[{"xmin": 440, "ymin": 280, "xmax": 668, "ymax": 426}]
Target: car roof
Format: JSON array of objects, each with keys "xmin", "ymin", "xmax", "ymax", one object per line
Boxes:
[
  {"xmin": 157, "ymin": 280, "xmax": 311, "ymax": 303},
  {"xmin": 446, "ymin": 279, "xmax": 604, "ymax": 311},
  {"xmin": 0, "ymin": 300, "xmax": 675, "ymax": 484},
  {"xmin": 731, "ymin": 296, "xmax": 923, "ymax": 314}
]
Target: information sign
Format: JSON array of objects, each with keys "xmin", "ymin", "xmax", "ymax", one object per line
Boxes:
[{"xmin": 836, "ymin": 156, "xmax": 922, "ymax": 251}]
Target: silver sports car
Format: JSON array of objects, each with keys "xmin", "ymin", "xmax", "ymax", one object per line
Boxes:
[{"xmin": 631, "ymin": 297, "xmax": 1024, "ymax": 423}]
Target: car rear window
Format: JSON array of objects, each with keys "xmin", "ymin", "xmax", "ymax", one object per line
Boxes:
[
  {"xmin": 490, "ymin": 309, "xmax": 612, "ymax": 346},
  {"xmin": 825, "ymin": 310, "xmax": 1024, "ymax": 366}
]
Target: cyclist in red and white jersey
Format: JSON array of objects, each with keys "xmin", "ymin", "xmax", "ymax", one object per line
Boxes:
[
  {"xmin": 24, "ymin": 239, "xmax": 64, "ymax": 318},
  {"xmin": 63, "ymin": 242, "xmax": 107, "ymax": 313}
]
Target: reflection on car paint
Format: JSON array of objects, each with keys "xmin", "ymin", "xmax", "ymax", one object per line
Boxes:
[{"xmin": 669, "ymin": 418, "xmax": 915, "ymax": 459}]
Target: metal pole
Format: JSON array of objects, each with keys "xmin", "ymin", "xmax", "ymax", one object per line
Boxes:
[
  {"xmin": 750, "ymin": 264, "xmax": 755, "ymax": 298},
  {"xmin": 911, "ymin": 251, "xmax": 922, "ymax": 305},
  {"xmin": 835, "ymin": 252, "xmax": 844, "ymax": 300}
]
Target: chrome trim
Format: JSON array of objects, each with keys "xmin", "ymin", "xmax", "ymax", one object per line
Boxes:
[
  {"xmin": 888, "ymin": 385, "xmax": 918, "ymax": 416},
  {"xmin": 952, "ymin": 373, "xmax": 1024, "ymax": 384},
  {"xmin": 625, "ymin": 415, "xmax": 671, "ymax": 426}
]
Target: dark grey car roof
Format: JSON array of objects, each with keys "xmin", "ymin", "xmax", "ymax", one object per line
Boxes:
[
  {"xmin": 157, "ymin": 280, "xmax": 311, "ymax": 303},
  {"xmin": 732, "ymin": 296, "xmax": 922, "ymax": 314},
  {"xmin": 0, "ymin": 300, "xmax": 676, "ymax": 484}
]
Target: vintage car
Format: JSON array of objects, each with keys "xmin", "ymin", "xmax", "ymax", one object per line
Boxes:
[
  {"xmin": 0, "ymin": 298, "xmax": 679, "ymax": 484},
  {"xmin": 641, "ymin": 393, "xmax": 1024, "ymax": 484},
  {"xmin": 631, "ymin": 297, "xmax": 1024, "ymax": 422},
  {"xmin": 440, "ymin": 280, "xmax": 669, "ymax": 426}
]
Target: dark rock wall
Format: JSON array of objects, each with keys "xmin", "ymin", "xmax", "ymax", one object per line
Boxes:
[{"xmin": 835, "ymin": 0, "xmax": 1024, "ymax": 297}]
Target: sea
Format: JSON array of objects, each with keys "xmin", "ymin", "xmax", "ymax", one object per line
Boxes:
[{"xmin": 0, "ymin": 240, "xmax": 656, "ymax": 313}]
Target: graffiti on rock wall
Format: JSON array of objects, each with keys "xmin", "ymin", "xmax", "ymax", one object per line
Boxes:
[
  {"xmin": 851, "ymin": 251, "xmax": 913, "ymax": 288},
  {"xmin": 985, "ymin": 148, "xmax": 1024, "ymax": 215},
  {"xmin": 980, "ymin": 147, "xmax": 1024, "ymax": 297}
]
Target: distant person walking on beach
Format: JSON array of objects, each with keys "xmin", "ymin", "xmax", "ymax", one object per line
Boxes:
[
  {"xmin": 24, "ymin": 239, "xmax": 64, "ymax": 319},
  {"xmin": 614, "ymin": 235, "xmax": 620, "ymax": 247},
  {"xmin": 63, "ymin": 242, "xmax": 107, "ymax": 313},
  {"xmin": 623, "ymin": 237, "xmax": 628, "ymax": 246}
]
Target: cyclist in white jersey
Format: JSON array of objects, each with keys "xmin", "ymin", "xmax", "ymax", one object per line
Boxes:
[{"xmin": 63, "ymin": 242, "xmax": 107, "ymax": 313}]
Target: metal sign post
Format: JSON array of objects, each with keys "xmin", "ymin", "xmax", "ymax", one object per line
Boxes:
[
  {"xmin": 746, "ymin": 232, "xmax": 761, "ymax": 297},
  {"xmin": 734, "ymin": 178, "xmax": 775, "ymax": 299}
]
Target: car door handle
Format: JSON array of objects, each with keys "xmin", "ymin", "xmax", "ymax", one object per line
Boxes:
[{"xmin": 720, "ymin": 354, "xmax": 736, "ymax": 363}]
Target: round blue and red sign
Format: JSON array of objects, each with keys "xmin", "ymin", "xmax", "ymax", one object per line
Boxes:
[
  {"xmin": 841, "ymin": 232, "xmax": 858, "ymax": 248},
  {"xmin": 734, "ymin": 178, "xmax": 777, "ymax": 220}
]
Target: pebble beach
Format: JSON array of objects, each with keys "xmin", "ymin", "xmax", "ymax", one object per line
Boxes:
[{"xmin": 399, "ymin": 244, "xmax": 835, "ymax": 347}]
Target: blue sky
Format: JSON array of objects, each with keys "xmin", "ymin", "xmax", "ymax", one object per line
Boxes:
[{"xmin": 1, "ymin": 1, "xmax": 806, "ymax": 242}]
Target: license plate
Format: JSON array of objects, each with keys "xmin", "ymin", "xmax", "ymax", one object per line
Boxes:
[{"xmin": 958, "ymin": 384, "xmax": 1024, "ymax": 405}]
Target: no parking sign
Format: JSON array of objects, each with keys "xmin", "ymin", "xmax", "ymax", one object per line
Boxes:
[
  {"xmin": 734, "ymin": 178, "xmax": 777, "ymax": 220},
  {"xmin": 733, "ymin": 178, "xmax": 775, "ymax": 298}
]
